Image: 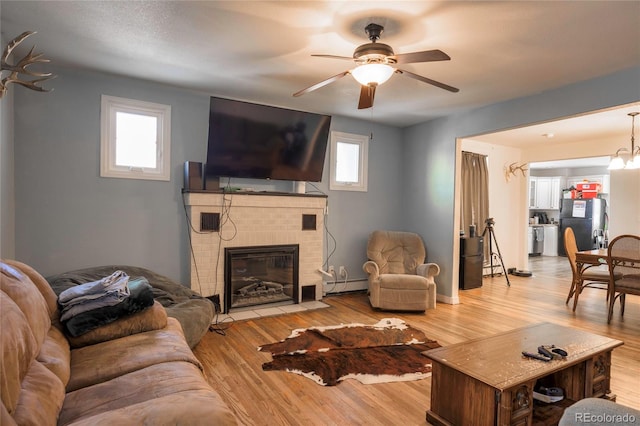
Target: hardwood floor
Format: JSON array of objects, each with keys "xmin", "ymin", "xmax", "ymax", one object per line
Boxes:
[{"xmin": 193, "ymin": 256, "xmax": 640, "ymax": 425}]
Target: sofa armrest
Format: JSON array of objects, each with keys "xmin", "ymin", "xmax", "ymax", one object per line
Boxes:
[
  {"xmin": 363, "ymin": 261, "xmax": 380, "ymax": 281},
  {"xmin": 67, "ymin": 301, "xmax": 168, "ymax": 348},
  {"xmin": 417, "ymin": 262, "xmax": 440, "ymax": 278}
]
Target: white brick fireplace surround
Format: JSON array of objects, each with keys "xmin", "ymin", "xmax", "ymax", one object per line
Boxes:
[{"xmin": 184, "ymin": 191, "xmax": 327, "ymax": 312}]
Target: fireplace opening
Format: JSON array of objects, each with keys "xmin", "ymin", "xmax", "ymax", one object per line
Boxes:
[{"xmin": 224, "ymin": 244, "xmax": 299, "ymax": 312}]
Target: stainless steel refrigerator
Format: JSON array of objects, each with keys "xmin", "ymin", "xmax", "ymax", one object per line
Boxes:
[{"xmin": 558, "ymin": 198, "xmax": 606, "ymax": 256}]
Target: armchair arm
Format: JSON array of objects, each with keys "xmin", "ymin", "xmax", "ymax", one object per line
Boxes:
[
  {"xmin": 417, "ymin": 262, "xmax": 440, "ymax": 278},
  {"xmin": 363, "ymin": 261, "xmax": 380, "ymax": 281}
]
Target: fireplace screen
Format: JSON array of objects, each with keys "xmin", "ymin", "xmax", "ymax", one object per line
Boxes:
[{"xmin": 225, "ymin": 245, "xmax": 299, "ymax": 312}]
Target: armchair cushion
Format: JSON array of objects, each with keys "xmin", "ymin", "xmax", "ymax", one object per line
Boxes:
[
  {"xmin": 377, "ymin": 274, "xmax": 431, "ymax": 290},
  {"xmin": 366, "ymin": 230, "xmax": 425, "ymax": 275}
]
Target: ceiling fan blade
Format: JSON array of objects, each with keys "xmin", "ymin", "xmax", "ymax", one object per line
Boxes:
[
  {"xmin": 311, "ymin": 54, "xmax": 354, "ymax": 61},
  {"xmin": 292, "ymin": 70, "xmax": 350, "ymax": 97},
  {"xmin": 396, "ymin": 69, "xmax": 459, "ymax": 93},
  {"xmin": 392, "ymin": 49, "xmax": 451, "ymax": 64},
  {"xmin": 358, "ymin": 84, "xmax": 376, "ymax": 109}
]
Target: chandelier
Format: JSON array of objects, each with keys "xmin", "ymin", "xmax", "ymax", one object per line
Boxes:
[{"xmin": 608, "ymin": 112, "xmax": 640, "ymax": 170}]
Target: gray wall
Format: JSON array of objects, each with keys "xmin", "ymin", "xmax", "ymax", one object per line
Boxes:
[
  {"xmin": 403, "ymin": 66, "xmax": 640, "ymax": 299},
  {"xmin": 8, "ymin": 63, "xmax": 639, "ymax": 296},
  {"xmin": 319, "ymin": 118, "xmax": 403, "ymax": 282},
  {"xmin": 12, "ymin": 65, "xmax": 404, "ymax": 284},
  {"xmin": 1, "ymin": 30, "xmax": 16, "ymax": 259}
]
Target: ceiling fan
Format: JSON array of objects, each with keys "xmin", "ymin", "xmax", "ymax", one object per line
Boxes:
[{"xmin": 293, "ymin": 23, "xmax": 459, "ymax": 109}]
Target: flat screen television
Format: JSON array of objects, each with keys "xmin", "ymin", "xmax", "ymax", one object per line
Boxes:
[{"xmin": 205, "ymin": 97, "xmax": 332, "ymax": 182}]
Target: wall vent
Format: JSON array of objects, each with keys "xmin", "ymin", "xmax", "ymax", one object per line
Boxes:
[
  {"xmin": 200, "ymin": 212, "xmax": 220, "ymax": 232},
  {"xmin": 302, "ymin": 214, "xmax": 316, "ymax": 231}
]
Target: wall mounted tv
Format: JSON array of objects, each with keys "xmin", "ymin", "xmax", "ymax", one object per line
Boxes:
[{"xmin": 205, "ymin": 96, "xmax": 332, "ymax": 182}]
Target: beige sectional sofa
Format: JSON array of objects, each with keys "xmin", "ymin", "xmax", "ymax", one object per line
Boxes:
[{"xmin": 0, "ymin": 259, "xmax": 236, "ymax": 425}]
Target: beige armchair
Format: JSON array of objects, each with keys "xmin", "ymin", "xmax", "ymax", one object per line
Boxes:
[{"xmin": 363, "ymin": 230, "xmax": 439, "ymax": 311}]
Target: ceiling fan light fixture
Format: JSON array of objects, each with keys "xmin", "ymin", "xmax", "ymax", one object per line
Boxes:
[
  {"xmin": 351, "ymin": 63, "xmax": 394, "ymax": 86},
  {"xmin": 608, "ymin": 112, "xmax": 639, "ymax": 170}
]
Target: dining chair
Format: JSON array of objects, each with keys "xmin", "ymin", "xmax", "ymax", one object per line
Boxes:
[
  {"xmin": 606, "ymin": 234, "xmax": 640, "ymax": 323},
  {"xmin": 564, "ymin": 227, "xmax": 618, "ymax": 312}
]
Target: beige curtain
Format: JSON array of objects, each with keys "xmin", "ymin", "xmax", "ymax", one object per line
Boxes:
[{"xmin": 460, "ymin": 151, "xmax": 489, "ymax": 242}]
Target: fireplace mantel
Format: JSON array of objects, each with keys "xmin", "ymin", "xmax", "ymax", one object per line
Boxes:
[{"xmin": 184, "ymin": 190, "xmax": 327, "ymax": 312}]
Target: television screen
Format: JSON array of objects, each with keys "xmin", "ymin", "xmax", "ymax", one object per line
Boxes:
[{"xmin": 205, "ymin": 97, "xmax": 332, "ymax": 182}]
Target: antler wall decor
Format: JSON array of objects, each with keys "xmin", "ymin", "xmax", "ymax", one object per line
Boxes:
[
  {"xmin": 503, "ymin": 162, "xmax": 528, "ymax": 182},
  {"xmin": 1, "ymin": 31, "xmax": 55, "ymax": 98}
]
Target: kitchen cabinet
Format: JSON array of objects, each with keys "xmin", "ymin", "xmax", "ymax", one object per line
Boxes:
[
  {"xmin": 529, "ymin": 176, "xmax": 562, "ymax": 209},
  {"xmin": 543, "ymin": 225, "xmax": 558, "ymax": 256},
  {"xmin": 528, "ymin": 179, "xmax": 537, "ymax": 208}
]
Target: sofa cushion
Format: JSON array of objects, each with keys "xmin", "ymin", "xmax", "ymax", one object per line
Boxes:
[
  {"xmin": 4, "ymin": 260, "xmax": 59, "ymax": 320},
  {"xmin": 0, "ymin": 294, "xmax": 38, "ymax": 414},
  {"xmin": 63, "ymin": 391, "xmax": 237, "ymax": 426},
  {"xmin": 67, "ymin": 318, "xmax": 202, "ymax": 392},
  {"xmin": 37, "ymin": 327, "xmax": 71, "ymax": 385},
  {"xmin": 1, "ymin": 404, "xmax": 16, "ymax": 426},
  {"xmin": 1, "ymin": 263, "xmax": 51, "ymax": 348},
  {"xmin": 1, "ymin": 262, "xmax": 67, "ymax": 426},
  {"xmin": 59, "ymin": 361, "xmax": 231, "ymax": 425},
  {"xmin": 12, "ymin": 361, "xmax": 65, "ymax": 426}
]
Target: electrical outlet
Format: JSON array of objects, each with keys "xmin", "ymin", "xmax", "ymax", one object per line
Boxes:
[
  {"xmin": 339, "ymin": 266, "xmax": 346, "ymax": 277},
  {"xmin": 328, "ymin": 265, "xmax": 335, "ymax": 275}
]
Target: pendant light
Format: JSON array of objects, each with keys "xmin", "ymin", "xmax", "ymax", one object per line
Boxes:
[{"xmin": 608, "ymin": 112, "xmax": 639, "ymax": 170}]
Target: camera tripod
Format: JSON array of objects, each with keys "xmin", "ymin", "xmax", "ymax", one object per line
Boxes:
[{"xmin": 481, "ymin": 218, "xmax": 511, "ymax": 286}]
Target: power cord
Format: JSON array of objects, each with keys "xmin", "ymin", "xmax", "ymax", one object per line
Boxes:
[{"xmin": 182, "ymin": 178, "xmax": 239, "ymax": 332}]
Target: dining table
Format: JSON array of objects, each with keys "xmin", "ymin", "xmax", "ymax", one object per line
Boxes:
[{"xmin": 574, "ymin": 248, "xmax": 609, "ymax": 269}]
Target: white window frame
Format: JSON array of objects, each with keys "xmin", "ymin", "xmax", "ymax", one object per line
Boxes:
[
  {"xmin": 329, "ymin": 131, "xmax": 369, "ymax": 192},
  {"xmin": 100, "ymin": 95, "xmax": 171, "ymax": 181}
]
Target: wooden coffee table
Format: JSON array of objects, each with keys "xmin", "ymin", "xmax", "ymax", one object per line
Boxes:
[{"xmin": 423, "ymin": 322, "xmax": 623, "ymax": 426}]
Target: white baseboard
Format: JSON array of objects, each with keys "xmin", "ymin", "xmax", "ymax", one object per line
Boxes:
[
  {"xmin": 323, "ymin": 279, "xmax": 368, "ymax": 295},
  {"xmin": 437, "ymin": 293, "xmax": 460, "ymax": 305}
]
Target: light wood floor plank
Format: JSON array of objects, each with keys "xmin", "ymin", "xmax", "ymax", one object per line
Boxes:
[{"xmin": 194, "ymin": 256, "xmax": 640, "ymax": 425}]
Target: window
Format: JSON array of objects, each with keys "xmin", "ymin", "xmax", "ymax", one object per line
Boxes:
[
  {"xmin": 329, "ymin": 131, "xmax": 368, "ymax": 191},
  {"xmin": 100, "ymin": 95, "xmax": 171, "ymax": 180}
]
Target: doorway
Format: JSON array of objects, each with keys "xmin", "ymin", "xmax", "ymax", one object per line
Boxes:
[
  {"xmin": 528, "ymin": 157, "xmax": 611, "ymax": 270},
  {"xmin": 459, "ymin": 103, "xmax": 637, "ymax": 274}
]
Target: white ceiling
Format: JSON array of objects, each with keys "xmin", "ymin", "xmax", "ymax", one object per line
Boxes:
[
  {"xmin": 471, "ymin": 102, "xmax": 640, "ymax": 168},
  {"xmin": 1, "ymin": 1, "xmax": 639, "ymax": 160}
]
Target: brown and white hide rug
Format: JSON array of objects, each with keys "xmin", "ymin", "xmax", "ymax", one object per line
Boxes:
[{"xmin": 258, "ymin": 318, "xmax": 441, "ymax": 386}]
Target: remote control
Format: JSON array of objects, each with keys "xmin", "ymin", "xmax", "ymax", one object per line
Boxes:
[{"xmin": 522, "ymin": 351, "xmax": 551, "ymax": 362}]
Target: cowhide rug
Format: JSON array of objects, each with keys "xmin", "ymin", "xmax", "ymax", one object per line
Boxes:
[{"xmin": 258, "ymin": 318, "xmax": 440, "ymax": 386}]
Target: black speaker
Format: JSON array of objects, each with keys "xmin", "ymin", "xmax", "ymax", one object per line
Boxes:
[{"xmin": 184, "ymin": 161, "xmax": 203, "ymax": 190}]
